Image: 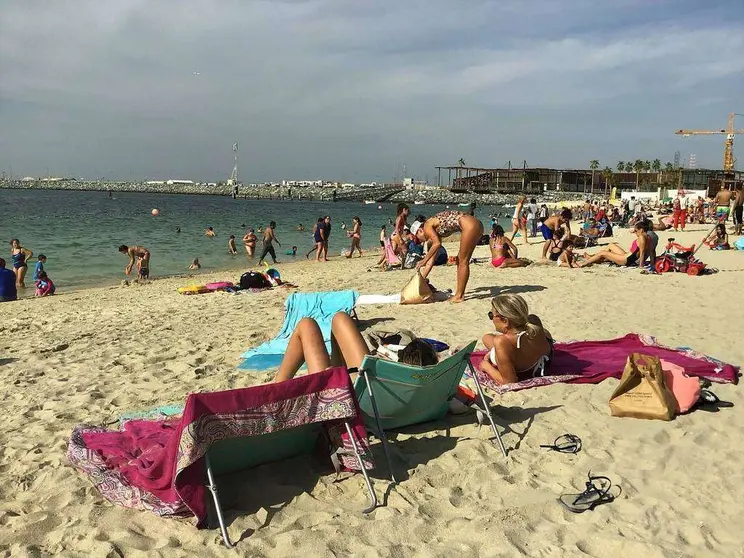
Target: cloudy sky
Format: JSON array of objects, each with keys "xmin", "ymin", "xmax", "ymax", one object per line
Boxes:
[{"xmin": 1, "ymin": 0, "xmax": 743, "ymax": 182}]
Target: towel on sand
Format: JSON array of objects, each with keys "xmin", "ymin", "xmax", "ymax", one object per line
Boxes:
[
  {"xmin": 238, "ymin": 290, "xmax": 358, "ymax": 370},
  {"xmin": 467, "ymin": 333, "xmax": 738, "ymax": 395}
]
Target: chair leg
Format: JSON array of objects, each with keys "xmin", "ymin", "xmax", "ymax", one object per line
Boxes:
[
  {"xmin": 344, "ymin": 422, "xmax": 379, "ymax": 514},
  {"xmin": 467, "ymin": 361, "xmax": 508, "ymax": 458},
  {"xmin": 362, "ymin": 368, "xmax": 398, "ymax": 483},
  {"xmin": 205, "ymin": 453, "xmax": 235, "ymax": 548}
]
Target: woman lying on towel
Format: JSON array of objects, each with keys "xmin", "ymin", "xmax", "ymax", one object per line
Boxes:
[
  {"xmin": 578, "ymin": 222, "xmax": 648, "ymax": 268},
  {"xmin": 274, "ymin": 313, "xmax": 438, "ymax": 382},
  {"xmin": 479, "ymin": 294, "xmax": 554, "ymax": 384}
]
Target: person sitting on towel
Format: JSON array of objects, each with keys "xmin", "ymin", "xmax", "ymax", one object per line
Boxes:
[
  {"xmin": 479, "ymin": 294, "xmax": 554, "ymax": 384},
  {"xmin": 274, "ymin": 312, "xmax": 437, "ymax": 382}
]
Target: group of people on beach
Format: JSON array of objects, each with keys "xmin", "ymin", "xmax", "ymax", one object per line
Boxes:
[{"xmin": 0, "ymin": 239, "xmax": 55, "ymax": 302}]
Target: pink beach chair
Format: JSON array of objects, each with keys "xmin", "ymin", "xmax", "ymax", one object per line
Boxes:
[{"xmin": 67, "ymin": 367, "xmax": 377, "ymax": 548}]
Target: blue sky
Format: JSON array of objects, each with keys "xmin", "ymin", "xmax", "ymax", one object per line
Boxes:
[{"xmin": 1, "ymin": 0, "xmax": 743, "ymax": 182}]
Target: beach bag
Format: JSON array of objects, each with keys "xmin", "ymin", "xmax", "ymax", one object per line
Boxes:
[
  {"xmin": 659, "ymin": 360, "xmax": 701, "ymax": 414},
  {"xmin": 400, "ymin": 271, "xmax": 434, "ymax": 305},
  {"xmin": 403, "ymin": 252, "xmax": 423, "ymax": 269},
  {"xmin": 608, "ymin": 353, "xmax": 677, "ymax": 421},
  {"xmin": 239, "ymin": 271, "xmax": 271, "ymax": 290}
]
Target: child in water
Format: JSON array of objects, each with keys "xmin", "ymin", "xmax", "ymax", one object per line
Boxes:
[
  {"xmin": 35, "ymin": 271, "xmax": 55, "ymax": 296},
  {"xmin": 188, "ymin": 258, "xmax": 201, "ymax": 270},
  {"xmin": 34, "ymin": 254, "xmax": 47, "ymax": 281},
  {"xmin": 204, "ymin": 226, "xmax": 216, "ymax": 237},
  {"xmin": 228, "ymin": 235, "xmax": 238, "ymax": 255},
  {"xmin": 285, "ymin": 246, "xmax": 298, "ymax": 256}
]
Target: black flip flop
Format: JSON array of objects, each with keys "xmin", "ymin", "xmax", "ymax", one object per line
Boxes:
[
  {"xmin": 559, "ymin": 474, "xmax": 619, "ymax": 514},
  {"xmin": 691, "ymin": 389, "xmax": 734, "ymax": 413},
  {"xmin": 540, "ymin": 434, "xmax": 582, "ymax": 454}
]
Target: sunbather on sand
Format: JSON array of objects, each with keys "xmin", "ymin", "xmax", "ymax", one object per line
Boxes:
[
  {"xmin": 557, "ymin": 240, "xmax": 580, "ymax": 268},
  {"xmin": 490, "ymin": 225, "xmax": 530, "ymax": 268},
  {"xmin": 579, "ymin": 222, "xmax": 647, "ymax": 268},
  {"xmin": 274, "ymin": 313, "xmax": 371, "ymax": 382},
  {"xmin": 480, "ymin": 294, "xmax": 554, "ymax": 384}
]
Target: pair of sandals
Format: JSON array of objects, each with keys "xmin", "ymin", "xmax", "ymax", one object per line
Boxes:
[{"xmin": 541, "ymin": 434, "xmax": 620, "ymax": 514}]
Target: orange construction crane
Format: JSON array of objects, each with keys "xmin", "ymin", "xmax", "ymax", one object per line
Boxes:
[{"xmin": 676, "ymin": 112, "xmax": 744, "ymax": 171}]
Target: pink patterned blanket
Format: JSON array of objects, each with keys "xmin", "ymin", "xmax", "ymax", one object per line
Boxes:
[
  {"xmin": 67, "ymin": 367, "xmax": 372, "ymax": 526},
  {"xmin": 468, "ymin": 334, "xmax": 738, "ymax": 395}
]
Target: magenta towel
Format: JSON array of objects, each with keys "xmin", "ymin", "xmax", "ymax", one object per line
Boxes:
[{"xmin": 468, "ymin": 333, "xmax": 738, "ymax": 395}]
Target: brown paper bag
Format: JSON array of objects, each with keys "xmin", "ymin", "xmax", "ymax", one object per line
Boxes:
[
  {"xmin": 609, "ymin": 353, "xmax": 677, "ymax": 421},
  {"xmin": 400, "ymin": 271, "xmax": 434, "ymax": 305}
]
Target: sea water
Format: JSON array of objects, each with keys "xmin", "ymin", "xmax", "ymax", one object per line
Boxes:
[{"xmin": 1, "ymin": 189, "xmax": 508, "ymax": 290}]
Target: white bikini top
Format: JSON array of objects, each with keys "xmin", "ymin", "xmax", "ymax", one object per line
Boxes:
[{"xmin": 489, "ymin": 331, "xmax": 550, "ymax": 377}]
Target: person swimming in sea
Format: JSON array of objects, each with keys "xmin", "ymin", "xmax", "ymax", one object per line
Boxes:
[
  {"xmin": 204, "ymin": 226, "xmax": 216, "ymax": 237},
  {"xmin": 228, "ymin": 235, "xmax": 238, "ymax": 255},
  {"xmin": 188, "ymin": 258, "xmax": 201, "ymax": 270}
]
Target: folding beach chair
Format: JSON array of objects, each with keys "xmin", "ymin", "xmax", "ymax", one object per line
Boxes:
[
  {"xmin": 354, "ymin": 341, "xmax": 506, "ymax": 483},
  {"xmin": 68, "ymin": 367, "xmax": 376, "ymax": 549}
]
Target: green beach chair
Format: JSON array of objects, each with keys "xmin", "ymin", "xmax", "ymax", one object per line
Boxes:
[{"xmin": 354, "ymin": 341, "xmax": 506, "ymax": 483}]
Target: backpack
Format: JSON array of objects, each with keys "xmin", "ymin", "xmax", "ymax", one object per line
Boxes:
[{"xmin": 239, "ymin": 271, "xmax": 271, "ymax": 290}]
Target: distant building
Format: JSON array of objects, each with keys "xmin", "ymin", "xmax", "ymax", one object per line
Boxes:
[{"xmin": 166, "ymin": 179, "xmax": 195, "ymax": 186}]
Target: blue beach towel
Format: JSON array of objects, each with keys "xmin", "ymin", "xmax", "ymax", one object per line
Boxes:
[{"xmin": 238, "ymin": 290, "xmax": 359, "ymax": 371}]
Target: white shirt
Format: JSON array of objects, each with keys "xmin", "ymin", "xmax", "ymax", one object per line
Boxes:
[{"xmin": 677, "ymin": 195, "xmax": 689, "ymax": 210}]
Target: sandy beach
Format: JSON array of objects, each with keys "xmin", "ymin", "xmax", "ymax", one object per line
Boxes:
[{"xmin": 1, "ymin": 223, "xmax": 742, "ymax": 557}]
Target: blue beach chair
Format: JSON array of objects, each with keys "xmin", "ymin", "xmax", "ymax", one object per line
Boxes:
[{"xmin": 354, "ymin": 341, "xmax": 506, "ymax": 483}]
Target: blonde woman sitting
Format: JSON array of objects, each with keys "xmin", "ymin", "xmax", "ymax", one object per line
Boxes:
[{"xmin": 480, "ymin": 294, "xmax": 554, "ymax": 384}]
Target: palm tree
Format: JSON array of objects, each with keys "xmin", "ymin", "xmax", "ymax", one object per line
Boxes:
[
  {"xmin": 602, "ymin": 166, "xmax": 613, "ymax": 197},
  {"xmin": 624, "ymin": 161, "xmax": 633, "ymax": 173},
  {"xmin": 652, "ymin": 159, "xmax": 661, "ymax": 173},
  {"xmin": 617, "ymin": 161, "xmax": 625, "ymax": 173},
  {"xmin": 664, "ymin": 161, "xmax": 674, "ymax": 173},
  {"xmin": 643, "ymin": 160, "xmax": 651, "ymax": 172},
  {"xmin": 589, "ymin": 159, "xmax": 599, "ymax": 194},
  {"xmin": 633, "ymin": 159, "xmax": 644, "ymax": 189}
]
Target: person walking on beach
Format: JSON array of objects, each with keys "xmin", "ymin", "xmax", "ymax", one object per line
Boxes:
[
  {"xmin": 243, "ymin": 228, "xmax": 257, "ymax": 257},
  {"xmin": 0, "ymin": 258, "xmax": 18, "ymax": 302},
  {"xmin": 391, "ymin": 203, "xmax": 410, "ymax": 258},
  {"xmin": 526, "ymin": 198, "xmax": 539, "ymax": 237},
  {"xmin": 322, "ymin": 216, "xmax": 332, "ymax": 260},
  {"xmin": 306, "ymin": 217, "xmax": 326, "ymax": 260},
  {"xmin": 714, "ymin": 186, "xmax": 733, "ymax": 223},
  {"xmin": 345, "ymin": 216, "xmax": 363, "ymax": 258},
  {"xmin": 228, "ymin": 235, "xmax": 238, "ymax": 255},
  {"xmin": 733, "ymin": 185, "xmax": 743, "ymax": 235},
  {"xmin": 411, "ymin": 210, "xmax": 484, "ymax": 303},
  {"xmin": 672, "ymin": 190, "xmax": 689, "ymax": 231},
  {"xmin": 258, "ymin": 221, "xmax": 281, "ymax": 265},
  {"xmin": 9, "ymin": 239, "xmax": 32, "ymax": 288},
  {"xmin": 510, "ymin": 196, "xmax": 528, "ymax": 245}
]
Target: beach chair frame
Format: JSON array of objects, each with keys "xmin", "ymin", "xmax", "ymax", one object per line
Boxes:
[
  {"xmin": 357, "ymin": 344, "xmax": 507, "ymax": 485},
  {"xmin": 204, "ymin": 421, "xmax": 378, "ymax": 548}
]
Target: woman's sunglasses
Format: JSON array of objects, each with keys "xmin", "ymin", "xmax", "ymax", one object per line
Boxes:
[{"xmin": 488, "ymin": 311, "xmax": 503, "ymax": 321}]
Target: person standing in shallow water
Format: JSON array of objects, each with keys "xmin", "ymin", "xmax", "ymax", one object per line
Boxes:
[
  {"xmin": 119, "ymin": 245, "xmax": 151, "ymax": 278},
  {"xmin": 258, "ymin": 221, "xmax": 281, "ymax": 265},
  {"xmin": 9, "ymin": 239, "xmax": 32, "ymax": 288}
]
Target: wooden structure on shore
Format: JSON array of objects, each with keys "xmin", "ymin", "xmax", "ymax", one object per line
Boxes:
[{"xmin": 436, "ymin": 165, "xmax": 595, "ymax": 194}]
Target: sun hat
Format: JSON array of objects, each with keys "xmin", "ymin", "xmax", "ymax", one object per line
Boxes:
[{"xmin": 410, "ymin": 221, "xmax": 422, "ymax": 236}]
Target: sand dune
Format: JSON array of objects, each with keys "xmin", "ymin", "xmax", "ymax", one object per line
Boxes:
[{"xmin": 0, "ymin": 224, "xmax": 742, "ymax": 557}]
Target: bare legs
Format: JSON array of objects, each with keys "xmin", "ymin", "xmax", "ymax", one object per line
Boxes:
[
  {"xmin": 346, "ymin": 237, "xmax": 362, "ymax": 258},
  {"xmin": 274, "ymin": 313, "xmax": 370, "ymax": 382},
  {"xmin": 579, "ymin": 243, "xmax": 628, "ymax": 267},
  {"xmin": 15, "ymin": 266, "xmax": 27, "ymax": 288},
  {"xmin": 452, "ymin": 215, "xmax": 483, "ymax": 302}
]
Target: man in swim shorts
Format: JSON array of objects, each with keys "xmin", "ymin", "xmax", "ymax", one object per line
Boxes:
[
  {"xmin": 119, "ymin": 245, "xmax": 151, "ymax": 278},
  {"xmin": 714, "ymin": 186, "xmax": 732, "ymax": 222},
  {"xmin": 733, "ymin": 185, "xmax": 743, "ymax": 235},
  {"xmin": 541, "ymin": 209, "xmax": 573, "ymax": 259}
]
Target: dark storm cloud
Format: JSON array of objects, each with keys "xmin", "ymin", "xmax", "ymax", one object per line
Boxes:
[{"xmin": 1, "ymin": 0, "xmax": 743, "ymax": 181}]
